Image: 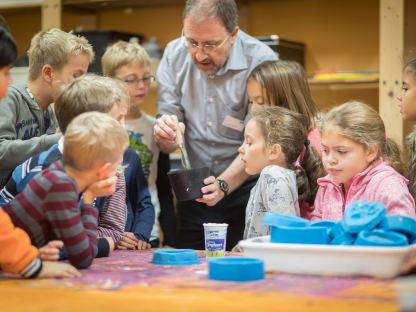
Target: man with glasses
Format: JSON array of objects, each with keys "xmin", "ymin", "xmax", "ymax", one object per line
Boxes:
[{"xmin": 154, "ymin": 0, "xmax": 277, "ymax": 250}]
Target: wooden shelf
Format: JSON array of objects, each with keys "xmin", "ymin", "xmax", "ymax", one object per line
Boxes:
[{"xmin": 308, "ymin": 78, "xmax": 379, "ymax": 90}]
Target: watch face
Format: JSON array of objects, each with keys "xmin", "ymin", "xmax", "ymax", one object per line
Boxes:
[{"xmin": 217, "ymin": 179, "xmax": 229, "ymax": 193}]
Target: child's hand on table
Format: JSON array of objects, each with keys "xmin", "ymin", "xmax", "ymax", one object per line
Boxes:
[
  {"xmin": 39, "ymin": 261, "xmax": 81, "ymax": 278},
  {"xmin": 117, "ymin": 232, "xmax": 151, "ymax": 250},
  {"xmin": 39, "ymin": 240, "xmax": 64, "ymax": 261}
]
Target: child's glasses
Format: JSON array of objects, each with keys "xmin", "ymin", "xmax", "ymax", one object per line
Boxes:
[{"xmin": 123, "ymin": 75, "xmax": 155, "ymax": 86}]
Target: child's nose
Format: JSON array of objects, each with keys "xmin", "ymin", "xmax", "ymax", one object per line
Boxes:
[{"xmin": 238, "ymin": 145, "xmax": 244, "ymax": 154}]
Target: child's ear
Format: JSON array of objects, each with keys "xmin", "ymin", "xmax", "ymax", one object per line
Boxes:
[
  {"xmin": 268, "ymin": 143, "xmax": 282, "ymax": 160},
  {"xmin": 42, "ymin": 64, "xmax": 54, "ymax": 83},
  {"xmin": 366, "ymin": 144, "xmax": 379, "ymax": 163}
]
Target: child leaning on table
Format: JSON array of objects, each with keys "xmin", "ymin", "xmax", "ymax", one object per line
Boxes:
[
  {"xmin": 233, "ymin": 106, "xmax": 321, "ymax": 250},
  {"xmin": 0, "ymin": 75, "xmax": 130, "ymax": 259},
  {"xmin": 0, "ymin": 26, "xmax": 79, "ymax": 278},
  {"xmin": 3, "ymin": 112, "xmax": 129, "ymax": 269},
  {"xmin": 312, "ymin": 101, "xmax": 416, "ymax": 221}
]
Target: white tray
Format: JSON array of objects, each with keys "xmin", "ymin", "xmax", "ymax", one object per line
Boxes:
[{"xmin": 239, "ymin": 235, "xmax": 416, "ymax": 278}]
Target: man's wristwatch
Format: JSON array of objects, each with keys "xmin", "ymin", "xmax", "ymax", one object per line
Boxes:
[{"xmin": 216, "ymin": 178, "xmax": 229, "ymax": 197}]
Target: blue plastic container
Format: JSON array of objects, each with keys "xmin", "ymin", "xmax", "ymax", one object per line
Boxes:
[
  {"xmin": 354, "ymin": 229, "xmax": 408, "ymax": 247},
  {"xmin": 379, "ymin": 215, "xmax": 416, "ymax": 240},
  {"xmin": 311, "ymin": 220, "xmax": 337, "ymax": 238},
  {"xmin": 331, "ymin": 232, "xmax": 357, "ymax": 245},
  {"xmin": 208, "ymin": 257, "xmax": 264, "ymax": 282},
  {"xmin": 151, "ymin": 249, "xmax": 200, "ymax": 266},
  {"xmin": 270, "ymin": 225, "xmax": 329, "ymax": 244},
  {"xmin": 262, "ymin": 212, "xmax": 309, "ymax": 227},
  {"xmin": 342, "ymin": 201, "xmax": 386, "ymax": 233}
]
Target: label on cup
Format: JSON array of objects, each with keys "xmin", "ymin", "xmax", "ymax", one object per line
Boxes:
[{"xmin": 203, "ymin": 223, "xmax": 228, "ymax": 257}]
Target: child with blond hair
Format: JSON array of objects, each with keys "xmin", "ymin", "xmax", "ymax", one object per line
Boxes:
[
  {"xmin": 0, "ymin": 26, "xmax": 79, "ymax": 278},
  {"xmin": 102, "ymin": 40, "xmax": 171, "ymax": 248},
  {"xmin": 0, "ymin": 75, "xmax": 152, "ymax": 258},
  {"xmin": 0, "ymin": 28, "xmax": 94, "ymax": 187},
  {"xmin": 3, "ymin": 112, "xmax": 129, "ymax": 269},
  {"xmin": 312, "ymin": 101, "xmax": 415, "ymax": 220}
]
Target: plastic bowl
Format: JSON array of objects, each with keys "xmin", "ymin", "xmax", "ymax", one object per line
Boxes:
[
  {"xmin": 208, "ymin": 257, "xmax": 264, "ymax": 282},
  {"xmin": 167, "ymin": 167, "xmax": 210, "ymax": 201},
  {"xmin": 151, "ymin": 249, "xmax": 200, "ymax": 266}
]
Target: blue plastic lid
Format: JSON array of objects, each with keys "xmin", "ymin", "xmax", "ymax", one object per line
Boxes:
[
  {"xmin": 354, "ymin": 229, "xmax": 408, "ymax": 247},
  {"xmin": 262, "ymin": 212, "xmax": 309, "ymax": 227},
  {"xmin": 342, "ymin": 201, "xmax": 386, "ymax": 233},
  {"xmin": 151, "ymin": 249, "xmax": 200, "ymax": 266},
  {"xmin": 330, "ymin": 222, "xmax": 345, "ymax": 239},
  {"xmin": 270, "ymin": 225, "xmax": 329, "ymax": 244},
  {"xmin": 208, "ymin": 257, "xmax": 264, "ymax": 282},
  {"xmin": 378, "ymin": 215, "xmax": 416, "ymax": 240},
  {"xmin": 330, "ymin": 232, "xmax": 357, "ymax": 245}
]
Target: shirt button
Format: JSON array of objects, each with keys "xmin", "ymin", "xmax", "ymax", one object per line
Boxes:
[
  {"xmin": 211, "ymin": 142, "xmax": 215, "ymax": 147},
  {"xmin": 214, "ymin": 160, "xmax": 219, "ymax": 165},
  {"xmin": 208, "ymin": 97, "xmax": 214, "ymax": 103},
  {"xmin": 207, "ymin": 121, "xmax": 213, "ymax": 127}
]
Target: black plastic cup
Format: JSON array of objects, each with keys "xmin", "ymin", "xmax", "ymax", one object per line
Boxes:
[{"xmin": 167, "ymin": 167, "xmax": 210, "ymax": 201}]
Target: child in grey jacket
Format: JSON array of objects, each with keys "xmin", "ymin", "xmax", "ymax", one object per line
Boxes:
[{"xmin": 0, "ymin": 28, "xmax": 94, "ymax": 186}]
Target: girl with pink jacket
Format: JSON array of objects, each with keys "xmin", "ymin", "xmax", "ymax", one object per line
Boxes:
[{"xmin": 312, "ymin": 101, "xmax": 416, "ymax": 221}]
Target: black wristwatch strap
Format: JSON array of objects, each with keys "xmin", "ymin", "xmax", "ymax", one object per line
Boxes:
[{"xmin": 216, "ymin": 178, "xmax": 229, "ymax": 197}]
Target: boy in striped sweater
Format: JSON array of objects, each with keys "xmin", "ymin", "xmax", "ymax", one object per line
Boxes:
[
  {"xmin": 3, "ymin": 112, "xmax": 129, "ymax": 269},
  {"xmin": 0, "ymin": 75, "xmax": 132, "ymax": 258},
  {"xmin": 0, "ymin": 26, "xmax": 79, "ymax": 278}
]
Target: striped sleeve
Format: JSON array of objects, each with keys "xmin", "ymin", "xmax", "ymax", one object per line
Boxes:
[
  {"xmin": 97, "ymin": 173, "xmax": 126, "ymax": 244},
  {"xmin": 42, "ymin": 176, "xmax": 98, "ymax": 269}
]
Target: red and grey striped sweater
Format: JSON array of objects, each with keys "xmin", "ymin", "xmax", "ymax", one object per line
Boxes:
[{"xmin": 3, "ymin": 160, "xmax": 98, "ymax": 269}]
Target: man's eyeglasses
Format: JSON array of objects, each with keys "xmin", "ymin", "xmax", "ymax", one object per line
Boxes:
[
  {"xmin": 122, "ymin": 75, "xmax": 155, "ymax": 86},
  {"xmin": 182, "ymin": 29, "xmax": 231, "ymax": 53}
]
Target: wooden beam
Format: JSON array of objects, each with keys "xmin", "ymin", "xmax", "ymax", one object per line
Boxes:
[
  {"xmin": 42, "ymin": 0, "xmax": 61, "ymax": 30},
  {"xmin": 380, "ymin": 0, "xmax": 416, "ymax": 146}
]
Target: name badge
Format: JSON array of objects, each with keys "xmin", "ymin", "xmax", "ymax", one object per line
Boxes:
[{"xmin": 222, "ymin": 115, "xmax": 245, "ymax": 132}]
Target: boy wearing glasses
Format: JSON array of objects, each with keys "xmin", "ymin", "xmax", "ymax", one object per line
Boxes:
[
  {"xmin": 153, "ymin": 0, "xmax": 277, "ymax": 250},
  {"xmin": 102, "ymin": 41, "xmax": 170, "ymax": 248}
]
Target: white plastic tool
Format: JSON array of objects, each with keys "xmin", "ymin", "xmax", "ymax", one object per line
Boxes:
[{"xmin": 176, "ymin": 124, "xmax": 191, "ymax": 169}]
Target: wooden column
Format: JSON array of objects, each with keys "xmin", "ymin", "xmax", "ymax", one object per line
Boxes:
[
  {"xmin": 42, "ymin": 0, "xmax": 61, "ymax": 30},
  {"xmin": 380, "ymin": 0, "xmax": 416, "ymax": 147}
]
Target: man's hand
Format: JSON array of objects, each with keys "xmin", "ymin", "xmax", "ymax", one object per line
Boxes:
[
  {"xmin": 153, "ymin": 114, "xmax": 185, "ymax": 152},
  {"xmin": 196, "ymin": 176, "xmax": 225, "ymax": 207}
]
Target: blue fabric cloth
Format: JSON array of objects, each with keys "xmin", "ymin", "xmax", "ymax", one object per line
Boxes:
[{"xmin": 122, "ymin": 148, "xmax": 155, "ymax": 242}]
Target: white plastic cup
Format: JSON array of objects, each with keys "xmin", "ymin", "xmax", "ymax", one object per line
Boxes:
[{"xmin": 203, "ymin": 223, "xmax": 228, "ymax": 257}]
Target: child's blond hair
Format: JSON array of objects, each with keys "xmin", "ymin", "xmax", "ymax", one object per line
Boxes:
[
  {"xmin": 101, "ymin": 40, "xmax": 150, "ymax": 77},
  {"xmin": 63, "ymin": 112, "xmax": 129, "ymax": 171},
  {"xmin": 319, "ymin": 101, "xmax": 404, "ymax": 174},
  {"xmin": 404, "ymin": 59, "xmax": 416, "ymax": 198},
  {"xmin": 54, "ymin": 74, "xmax": 129, "ymax": 133},
  {"xmin": 252, "ymin": 106, "xmax": 324, "ymax": 203},
  {"xmin": 27, "ymin": 28, "xmax": 94, "ymax": 81}
]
